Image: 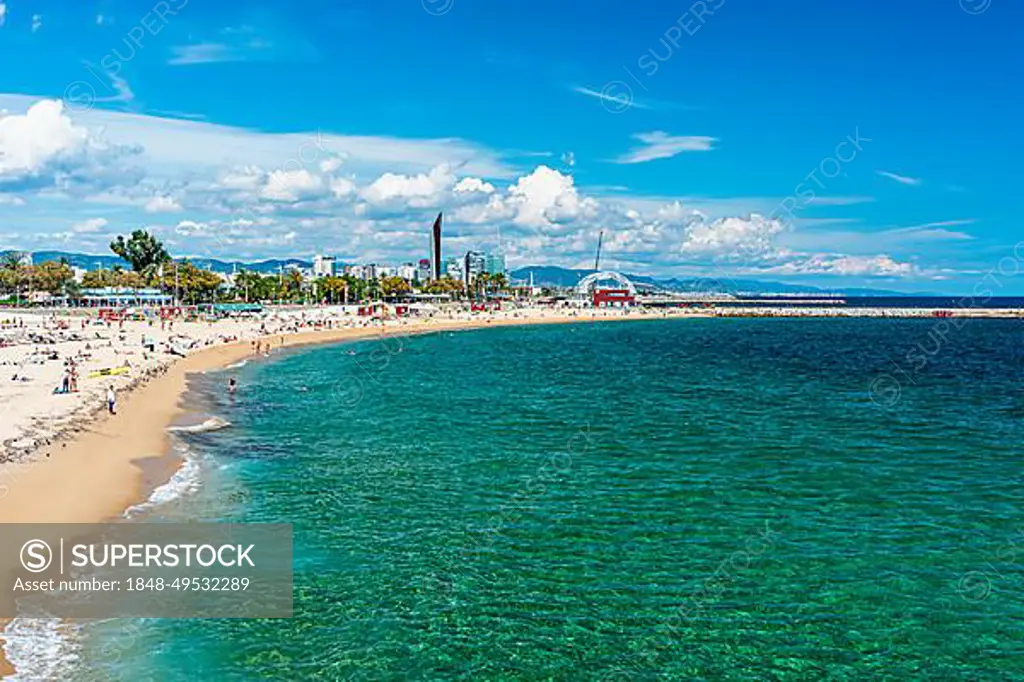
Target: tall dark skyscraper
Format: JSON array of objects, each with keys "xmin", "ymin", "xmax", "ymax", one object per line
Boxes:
[{"xmin": 430, "ymin": 212, "xmax": 443, "ymax": 280}]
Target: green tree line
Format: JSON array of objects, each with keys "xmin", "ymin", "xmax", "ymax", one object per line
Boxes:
[{"xmin": 2, "ymin": 230, "xmax": 512, "ymax": 305}]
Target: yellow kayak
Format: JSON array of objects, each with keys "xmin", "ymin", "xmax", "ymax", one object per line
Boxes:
[{"xmin": 88, "ymin": 366, "xmax": 131, "ymax": 378}]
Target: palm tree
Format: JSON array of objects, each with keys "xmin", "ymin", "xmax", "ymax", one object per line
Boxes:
[
  {"xmin": 234, "ymin": 269, "xmax": 260, "ymax": 302},
  {"xmin": 474, "ymin": 272, "xmax": 491, "ymax": 300},
  {"xmin": 283, "ymin": 269, "xmax": 304, "ymax": 302},
  {"xmin": 366, "ymin": 278, "xmax": 382, "ymax": 302},
  {"xmin": 490, "ymin": 272, "xmax": 508, "ymax": 293}
]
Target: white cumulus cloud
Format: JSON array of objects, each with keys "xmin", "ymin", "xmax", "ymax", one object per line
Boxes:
[
  {"xmin": 260, "ymin": 168, "xmax": 323, "ymax": 202},
  {"xmin": 174, "ymin": 219, "xmax": 211, "ymax": 236},
  {"xmin": 681, "ymin": 214, "xmax": 785, "ymax": 259},
  {"xmin": 144, "ymin": 195, "xmax": 183, "ymax": 213},
  {"xmin": 0, "ymin": 99, "xmax": 137, "ymax": 193},
  {"xmin": 319, "ymin": 157, "xmax": 344, "ymax": 173},
  {"xmin": 453, "ymin": 177, "xmax": 495, "ymax": 194},
  {"xmin": 329, "ymin": 176, "xmax": 356, "ymax": 198},
  {"xmin": 218, "ymin": 166, "xmax": 264, "ymax": 192},
  {"xmin": 503, "ymin": 165, "xmax": 597, "ymax": 228},
  {"xmin": 767, "ymin": 253, "xmax": 916, "ymax": 277},
  {"xmin": 361, "ymin": 164, "xmax": 454, "ymax": 207},
  {"xmin": 71, "ymin": 217, "xmax": 108, "ymax": 233},
  {"xmin": 0, "ymin": 100, "xmax": 89, "ymax": 180}
]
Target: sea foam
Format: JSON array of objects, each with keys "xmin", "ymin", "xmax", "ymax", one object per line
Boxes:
[
  {"xmin": 123, "ymin": 443, "xmax": 202, "ymax": 519},
  {"xmin": 166, "ymin": 416, "xmax": 231, "ymax": 433},
  {"xmin": 2, "ymin": 618, "xmax": 81, "ymax": 682}
]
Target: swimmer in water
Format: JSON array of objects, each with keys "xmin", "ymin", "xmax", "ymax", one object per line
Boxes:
[{"xmin": 228, "ymin": 377, "xmax": 238, "ymax": 394}]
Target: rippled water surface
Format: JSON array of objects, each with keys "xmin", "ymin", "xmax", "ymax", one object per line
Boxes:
[{"xmin": 81, "ymin": 318, "xmax": 1024, "ymax": 680}]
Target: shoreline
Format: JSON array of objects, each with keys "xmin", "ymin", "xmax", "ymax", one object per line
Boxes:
[
  {"xmin": 0, "ymin": 310, "xmax": 683, "ymax": 523},
  {"xmin": 0, "ymin": 310, "xmax": 668, "ymax": 678}
]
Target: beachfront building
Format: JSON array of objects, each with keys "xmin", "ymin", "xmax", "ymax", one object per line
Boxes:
[
  {"xmin": 417, "ymin": 259, "xmax": 431, "ymax": 283},
  {"xmin": 77, "ymin": 287, "xmax": 174, "ymax": 307},
  {"xmin": 485, "ymin": 251, "xmax": 506, "ymax": 276},
  {"xmin": 445, "ymin": 257, "xmax": 463, "ymax": 281},
  {"xmin": 398, "ymin": 263, "xmax": 417, "ymax": 282},
  {"xmin": 506, "ymin": 272, "xmax": 543, "ymax": 300},
  {"xmin": 27, "ymin": 291, "xmax": 55, "ymax": 304},
  {"xmin": 575, "ymin": 271, "xmax": 637, "ymax": 308},
  {"xmin": 463, "ymin": 251, "xmax": 486, "ymax": 287},
  {"xmin": 313, "ymin": 255, "xmax": 336, "ymax": 277}
]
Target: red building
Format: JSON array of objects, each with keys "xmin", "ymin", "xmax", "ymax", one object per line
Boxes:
[{"xmin": 593, "ymin": 289, "xmax": 635, "ymax": 307}]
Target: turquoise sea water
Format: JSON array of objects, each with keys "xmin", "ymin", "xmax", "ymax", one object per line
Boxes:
[{"xmin": 72, "ymin": 318, "xmax": 1024, "ymax": 680}]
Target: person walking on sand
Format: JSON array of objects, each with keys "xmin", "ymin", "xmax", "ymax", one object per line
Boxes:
[{"xmin": 107, "ymin": 385, "xmax": 117, "ymax": 415}]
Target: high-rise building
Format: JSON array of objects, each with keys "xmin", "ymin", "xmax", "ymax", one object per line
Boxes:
[
  {"xmin": 398, "ymin": 263, "xmax": 417, "ymax": 281},
  {"xmin": 417, "ymin": 259, "xmax": 431, "ymax": 283},
  {"xmin": 463, "ymin": 250, "xmax": 486, "ymax": 287},
  {"xmin": 312, "ymin": 255, "xmax": 336, "ymax": 277},
  {"xmin": 485, "ymin": 251, "xmax": 506, "ymax": 276},
  {"xmin": 429, "ymin": 212, "xmax": 443, "ymax": 280},
  {"xmin": 445, "ymin": 257, "xmax": 463, "ymax": 280}
]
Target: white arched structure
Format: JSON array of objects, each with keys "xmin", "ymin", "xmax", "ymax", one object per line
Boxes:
[{"xmin": 575, "ymin": 271, "xmax": 637, "ymax": 296}]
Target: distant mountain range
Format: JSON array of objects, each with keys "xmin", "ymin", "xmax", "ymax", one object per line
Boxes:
[
  {"xmin": 508, "ymin": 266, "xmax": 913, "ymax": 297},
  {"xmin": 6, "ymin": 251, "xmax": 912, "ymax": 297},
  {"xmin": 14, "ymin": 251, "xmax": 312, "ymax": 275}
]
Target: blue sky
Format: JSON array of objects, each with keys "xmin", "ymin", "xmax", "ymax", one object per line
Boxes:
[{"xmin": 0, "ymin": 0, "xmax": 1019, "ymax": 292}]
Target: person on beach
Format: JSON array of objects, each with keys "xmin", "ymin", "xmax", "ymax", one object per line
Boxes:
[{"xmin": 107, "ymin": 385, "xmax": 117, "ymax": 414}]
